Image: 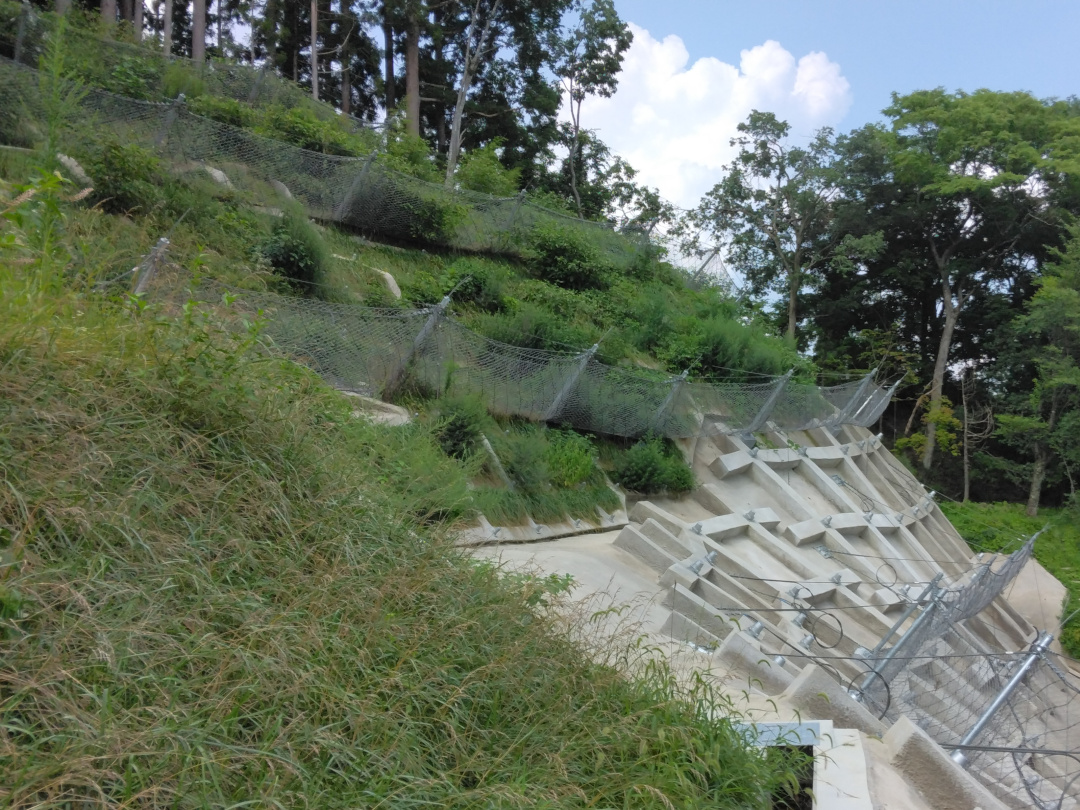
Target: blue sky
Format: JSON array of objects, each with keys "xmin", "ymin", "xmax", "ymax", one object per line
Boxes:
[{"xmin": 589, "ymin": 1, "xmax": 1079, "ymax": 206}]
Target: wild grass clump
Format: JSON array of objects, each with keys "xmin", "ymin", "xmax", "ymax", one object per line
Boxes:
[
  {"xmin": 258, "ymin": 203, "xmax": 331, "ymax": 289},
  {"xmin": 607, "ymin": 434, "xmax": 696, "ymax": 495},
  {"xmin": 0, "ymin": 184, "xmax": 803, "ymax": 806}
]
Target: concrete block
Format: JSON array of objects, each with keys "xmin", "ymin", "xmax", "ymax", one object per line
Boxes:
[
  {"xmin": 779, "ymin": 664, "xmax": 886, "ymax": 737},
  {"xmin": 757, "ymin": 448, "xmax": 801, "ymax": 470},
  {"xmin": 827, "ymin": 512, "xmax": 872, "ymax": 536},
  {"xmin": 662, "ymin": 610, "xmax": 722, "ymax": 648},
  {"xmin": 869, "ymin": 587, "xmax": 904, "ymax": 610},
  {"xmin": 813, "ymin": 727, "xmax": 874, "ymax": 810},
  {"xmin": 803, "ymin": 445, "xmax": 848, "ymax": 467},
  {"xmin": 883, "ymin": 715, "xmax": 1010, "ymax": 810},
  {"xmin": 663, "ymin": 583, "xmax": 735, "ymax": 641},
  {"xmin": 659, "ymin": 563, "xmax": 699, "ymax": 591},
  {"xmin": 709, "ymin": 450, "xmax": 754, "ymax": 478},
  {"xmin": 613, "ymin": 524, "xmax": 679, "ymax": 574},
  {"xmin": 786, "ymin": 517, "xmax": 829, "ymax": 546},
  {"xmin": 638, "ymin": 518, "xmax": 692, "ymax": 559},
  {"xmin": 699, "ymin": 513, "xmax": 752, "ymax": 541},
  {"xmin": 693, "ymin": 482, "xmax": 733, "ymax": 516},
  {"xmin": 629, "ymin": 501, "xmax": 685, "ymax": 536},
  {"xmin": 741, "ymin": 506, "xmax": 781, "ymax": 529},
  {"xmin": 714, "ymin": 630, "xmax": 794, "ymax": 695}
]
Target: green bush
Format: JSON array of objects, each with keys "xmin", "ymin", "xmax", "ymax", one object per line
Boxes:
[
  {"xmin": 258, "ymin": 205, "xmax": 329, "ymax": 288},
  {"xmin": 187, "ymin": 95, "xmax": 258, "ymax": 129},
  {"xmin": 525, "ymin": 221, "xmax": 610, "ymax": 291},
  {"xmin": 455, "ymin": 140, "xmax": 521, "ymax": 196},
  {"xmin": 433, "ymin": 395, "xmax": 489, "ymax": 459},
  {"xmin": 611, "ymin": 436, "xmax": 695, "ymax": 495},
  {"xmin": 82, "ymin": 137, "xmax": 163, "ymax": 215},
  {"xmin": 496, "ymin": 425, "xmax": 551, "ymax": 491},
  {"xmin": 162, "ymin": 61, "xmax": 206, "ymax": 100},
  {"xmin": 544, "ymin": 430, "xmax": 597, "ymax": 488},
  {"xmin": 444, "ymin": 257, "xmax": 510, "ymax": 313}
]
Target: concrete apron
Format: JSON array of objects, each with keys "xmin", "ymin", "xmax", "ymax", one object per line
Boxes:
[{"xmin": 470, "ymin": 422, "xmax": 1045, "ymax": 810}]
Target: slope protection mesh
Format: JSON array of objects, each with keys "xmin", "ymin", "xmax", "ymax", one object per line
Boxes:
[
  {"xmin": 0, "ymin": 54, "xmax": 640, "ymax": 267},
  {"xmin": 177, "ymin": 281, "xmax": 894, "ymax": 440}
]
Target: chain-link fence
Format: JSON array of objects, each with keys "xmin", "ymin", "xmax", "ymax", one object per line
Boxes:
[
  {"xmin": 837, "ymin": 536, "xmax": 1080, "ymax": 810},
  {"xmin": 0, "ymin": 25, "xmax": 644, "ymax": 268},
  {"xmin": 165, "ymin": 278, "xmax": 894, "ymax": 440}
]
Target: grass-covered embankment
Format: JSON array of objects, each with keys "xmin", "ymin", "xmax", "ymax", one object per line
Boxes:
[
  {"xmin": 939, "ymin": 500, "xmax": 1080, "ymax": 656},
  {"xmin": 0, "ymin": 179, "xmax": 805, "ymax": 806}
]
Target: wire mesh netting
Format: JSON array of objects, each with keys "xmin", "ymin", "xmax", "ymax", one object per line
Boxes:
[
  {"xmin": 0, "ymin": 49, "xmax": 642, "ymax": 267},
  {"xmin": 172, "ymin": 279, "xmax": 896, "ymax": 441},
  {"xmin": 838, "ymin": 535, "xmax": 1080, "ymax": 810}
]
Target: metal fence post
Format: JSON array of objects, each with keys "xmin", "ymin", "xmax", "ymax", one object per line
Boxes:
[
  {"xmin": 381, "ymin": 294, "xmax": 451, "ymax": 398},
  {"xmin": 154, "ymin": 94, "xmax": 186, "ymax": 149},
  {"xmin": 828, "ymin": 369, "xmax": 876, "ymax": 435},
  {"xmin": 133, "ymin": 236, "xmax": 170, "ymax": 294},
  {"xmin": 851, "ymin": 579, "xmax": 944, "ymax": 704},
  {"xmin": 950, "ymin": 632, "xmax": 1054, "ymax": 768},
  {"xmin": 247, "ymin": 64, "xmax": 269, "ymax": 103},
  {"xmin": 868, "ymin": 573, "xmax": 943, "ymax": 657},
  {"xmin": 333, "ymin": 151, "xmax": 377, "ymax": 222},
  {"xmin": 543, "ymin": 343, "xmax": 600, "ymax": 424},
  {"xmin": 650, "ymin": 368, "xmax": 689, "ymax": 435},
  {"xmin": 741, "ymin": 368, "xmax": 794, "ymax": 447}
]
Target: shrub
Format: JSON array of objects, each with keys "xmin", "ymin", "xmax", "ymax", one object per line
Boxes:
[
  {"xmin": 258, "ymin": 205, "xmax": 329, "ymax": 288},
  {"xmin": 611, "ymin": 435, "xmax": 694, "ymax": 495},
  {"xmin": 82, "ymin": 137, "xmax": 163, "ymax": 214},
  {"xmin": 455, "ymin": 140, "xmax": 521, "ymax": 197},
  {"xmin": 444, "ymin": 257, "xmax": 509, "ymax": 313},
  {"xmin": 162, "ymin": 61, "xmax": 206, "ymax": 99},
  {"xmin": 544, "ymin": 430, "xmax": 597, "ymax": 488},
  {"xmin": 187, "ymin": 95, "xmax": 258, "ymax": 129},
  {"xmin": 525, "ymin": 221, "xmax": 610, "ymax": 290},
  {"xmin": 433, "ymin": 395, "xmax": 489, "ymax": 459},
  {"xmin": 402, "ymin": 191, "xmax": 467, "ymax": 245}
]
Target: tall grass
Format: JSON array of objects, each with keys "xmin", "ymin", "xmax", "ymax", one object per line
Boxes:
[{"xmin": 0, "ymin": 182, "xmax": 807, "ymax": 807}]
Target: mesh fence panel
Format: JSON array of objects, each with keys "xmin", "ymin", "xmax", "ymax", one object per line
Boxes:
[
  {"xmin": 843, "ymin": 535, "xmax": 1080, "ymax": 810},
  {"xmin": 0, "ymin": 49, "xmax": 898, "ymax": 439},
  {"xmin": 0, "ymin": 52, "xmax": 640, "ymax": 266},
  {"xmin": 172, "ymin": 280, "xmax": 896, "ymax": 440}
]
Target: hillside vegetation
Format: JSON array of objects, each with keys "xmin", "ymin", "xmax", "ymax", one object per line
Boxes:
[{"xmin": 0, "ymin": 172, "xmax": 808, "ymax": 804}]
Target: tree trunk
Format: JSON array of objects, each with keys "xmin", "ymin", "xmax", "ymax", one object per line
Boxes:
[
  {"xmin": 383, "ymin": 17, "xmax": 395, "ymax": 110},
  {"xmin": 962, "ymin": 378, "xmax": 971, "ymax": 502},
  {"xmin": 101, "ymin": 0, "xmax": 117, "ymax": 24},
  {"xmin": 56, "ymin": 0, "xmax": 71, "ymax": 15},
  {"xmin": 120, "ymin": 0, "xmax": 133, "ymax": 22},
  {"xmin": 162, "ymin": 0, "xmax": 173, "ymax": 55},
  {"xmin": 341, "ymin": 64, "xmax": 351, "ymax": 115},
  {"xmin": 404, "ymin": 13, "xmax": 420, "ymax": 137},
  {"xmin": 568, "ymin": 119, "xmax": 583, "ymax": 218},
  {"xmin": 922, "ymin": 280, "xmax": 961, "ymax": 471},
  {"xmin": 1026, "ymin": 445, "xmax": 1048, "ymax": 517},
  {"xmin": 216, "ymin": 0, "xmax": 222, "ymax": 54},
  {"xmin": 133, "ymin": 0, "xmax": 143, "ymax": 40},
  {"xmin": 310, "ymin": 0, "xmax": 319, "ymax": 100},
  {"xmin": 786, "ymin": 267, "xmax": 799, "ymax": 340},
  {"xmin": 192, "ymin": 0, "xmax": 207, "ymax": 63},
  {"xmin": 444, "ymin": 70, "xmax": 472, "ymax": 186}
]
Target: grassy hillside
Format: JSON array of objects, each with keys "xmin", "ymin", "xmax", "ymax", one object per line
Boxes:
[
  {"xmin": 940, "ymin": 501, "xmax": 1080, "ymax": 656},
  {"xmin": 0, "ymin": 175, "xmax": 808, "ymax": 805}
]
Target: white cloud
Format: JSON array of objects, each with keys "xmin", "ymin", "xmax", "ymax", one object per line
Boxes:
[{"xmin": 576, "ymin": 25, "xmax": 852, "ymax": 208}]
